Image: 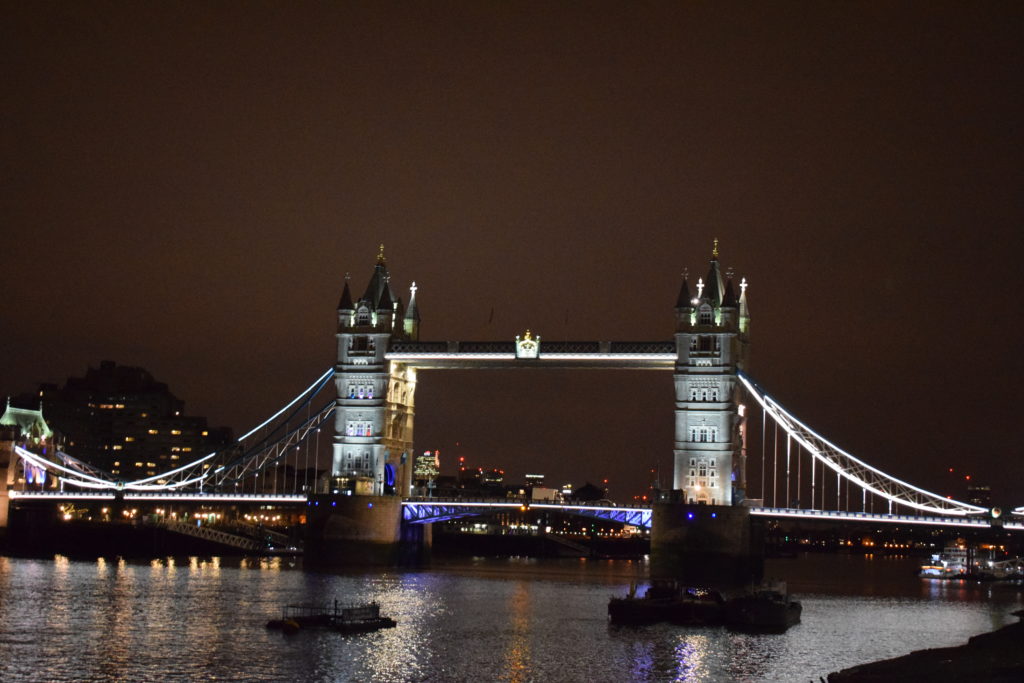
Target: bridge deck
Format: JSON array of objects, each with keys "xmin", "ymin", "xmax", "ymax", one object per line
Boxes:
[{"xmin": 11, "ymin": 492, "xmax": 1015, "ymax": 530}]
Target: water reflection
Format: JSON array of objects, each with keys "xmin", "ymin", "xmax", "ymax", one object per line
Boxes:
[
  {"xmin": 0, "ymin": 554, "xmax": 1020, "ymax": 682},
  {"xmin": 674, "ymin": 634, "xmax": 710, "ymax": 680},
  {"xmin": 502, "ymin": 581, "xmax": 532, "ymax": 682}
]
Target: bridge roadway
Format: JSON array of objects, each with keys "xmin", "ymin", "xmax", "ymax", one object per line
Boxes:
[{"xmin": 10, "ymin": 491, "xmax": 1018, "ymax": 531}]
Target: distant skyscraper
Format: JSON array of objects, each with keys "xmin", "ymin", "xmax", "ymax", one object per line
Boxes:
[{"xmin": 28, "ymin": 360, "xmax": 230, "ymax": 477}]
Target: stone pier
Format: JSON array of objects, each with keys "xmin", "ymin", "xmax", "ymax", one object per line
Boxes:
[{"xmin": 650, "ymin": 502, "xmax": 763, "ymax": 586}]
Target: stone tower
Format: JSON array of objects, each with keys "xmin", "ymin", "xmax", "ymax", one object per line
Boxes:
[
  {"xmin": 332, "ymin": 246, "xmax": 419, "ymax": 496},
  {"xmin": 672, "ymin": 241, "xmax": 751, "ymax": 504}
]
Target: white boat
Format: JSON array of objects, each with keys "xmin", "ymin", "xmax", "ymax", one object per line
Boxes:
[{"xmin": 919, "ymin": 546, "xmax": 968, "ymax": 578}]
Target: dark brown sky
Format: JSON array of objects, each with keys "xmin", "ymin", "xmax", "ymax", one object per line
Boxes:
[{"xmin": 2, "ymin": 2, "xmax": 1022, "ymax": 502}]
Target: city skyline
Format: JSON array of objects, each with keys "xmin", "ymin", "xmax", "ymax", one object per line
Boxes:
[{"xmin": 2, "ymin": 2, "xmax": 1022, "ymax": 501}]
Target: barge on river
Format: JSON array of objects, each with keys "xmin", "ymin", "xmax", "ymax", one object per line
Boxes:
[
  {"xmin": 267, "ymin": 600, "xmax": 396, "ymax": 634},
  {"xmin": 609, "ymin": 580, "xmax": 801, "ymax": 632}
]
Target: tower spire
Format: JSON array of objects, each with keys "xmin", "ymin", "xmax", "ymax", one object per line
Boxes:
[{"xmin": 675, "ymin": 270, "xmax": 693, "ymax": 309}]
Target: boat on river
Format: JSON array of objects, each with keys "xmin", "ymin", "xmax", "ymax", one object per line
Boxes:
[
  {"xmin": 609, "ymin": 579, "xmax": 801, "ymax": 632},
  {"xmin": 266, "ymin": 600, "xmax": 396, "ymax": 634},
  {"xmin": 722, "ymin": 581, "xmax": 801, "ymax": 632},
  {"xmin": 608, "ymin": 580, "xmax": 725, "ymax": 626}
]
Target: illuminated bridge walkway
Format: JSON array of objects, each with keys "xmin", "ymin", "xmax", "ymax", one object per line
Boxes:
[
  {"xmin": 11, "ymin": 365, "xmax": 1024, "ymax": 529},
  {"xmin": 10, "ymin": 490, "xmax": 1023, "ymax": 532}
]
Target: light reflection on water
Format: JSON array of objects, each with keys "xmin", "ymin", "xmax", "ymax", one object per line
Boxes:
[{"xmin": 0, "ymin": 553, "xmax": 1020, "ymax": 682}]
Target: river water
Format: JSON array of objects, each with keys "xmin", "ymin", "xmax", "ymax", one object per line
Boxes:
[{"xmin": 0, "ymin": 552, "xmax": 1020, "ymax": 682}]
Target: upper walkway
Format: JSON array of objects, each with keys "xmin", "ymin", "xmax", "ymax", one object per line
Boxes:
[{"xmin": 385, "ymin": 341, "xmax": 677, "ymax": 369}]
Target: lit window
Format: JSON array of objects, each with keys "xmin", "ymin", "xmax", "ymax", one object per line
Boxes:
[
  {"xmin": 182, "ymin": 447, "xmax": 192, "ymax": 452},
  {"xmin": 125, "ymin": 436, "xmax": 135, "ymax": 442},
  {"xmin": 170, "ymin": 429, "xmax": 181, "ymax": 436},
  {"xmin": 141, "ymin": 412, "xmax": 148, "ymax": 418},
  {"xmin": 171, "ymin": 455, "xmax": 179, "ymax": 460},
  {"xmin": 201, "ymin": 431, "xmax": 208, "ymax": 436},
  {"xmin": 113, "ymin": 461, "xmax": 121, "ymax": 467},
  {"xmin": 135, "ymin": 462, "xmax": 143, "ymax": 467},
  {"xmin": 112, "ymin": 445, "xmax": 123, "ymax": 451},
  {"xmin": 148, "ymin": 429, "xmax": 158, "ymax": 435}
]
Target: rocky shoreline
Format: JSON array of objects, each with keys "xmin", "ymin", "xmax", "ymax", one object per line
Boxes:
[{"xmin": 828, "ymin": 610, "xmax": 1024, "ymax": 682}]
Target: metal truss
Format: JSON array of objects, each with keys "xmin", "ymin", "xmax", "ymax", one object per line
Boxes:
[
  {"xmin": 203, "ymin": 398, "xmax": 334, "ymax": 489},
  {"xmin": 738, "ymin": 372, "xmax": 987, "ymax": 517},
  {"xmin": 401, "ymin": 499, "xmax": 653, "ymax": 529}
]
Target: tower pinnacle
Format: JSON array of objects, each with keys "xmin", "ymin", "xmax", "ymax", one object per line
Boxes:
[
  {"xmin": 377, "ymin": 243, "xmax": 386, "ymax": 264},
  {"xmin": 712, "ymin": 238, "xmax": 719, "ymax": 259}
]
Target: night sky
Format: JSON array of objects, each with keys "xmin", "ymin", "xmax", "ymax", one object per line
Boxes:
[{"xmin": 3, "ymin": 2, "xmax": 1022, "ymax": 503}]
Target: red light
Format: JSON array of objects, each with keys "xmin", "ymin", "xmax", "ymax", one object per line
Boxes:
[
  {"xmin": 965, "ymin": 475, "xmax": 971, "ymax": 481},
  {"xmin": 948, "ymin": 468, "xmax": 954, "ymax": 473}
]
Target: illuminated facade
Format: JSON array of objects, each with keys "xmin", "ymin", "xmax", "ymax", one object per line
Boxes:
[
  {"xmin": 29, "ymin": 362, "xmax": 229, "ymax": 476},
  {"xmin": 332, "ymin": 246, "xmax": 418, "ymax": 495},
  {"xmin": 672, "ymin": 241, "xmax": 750, "ymax": 504}
]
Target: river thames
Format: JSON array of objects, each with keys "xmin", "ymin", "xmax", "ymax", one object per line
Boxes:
[{"xmin": 0, "ymin": 552, "xmax": 1020, "ymax": 682}]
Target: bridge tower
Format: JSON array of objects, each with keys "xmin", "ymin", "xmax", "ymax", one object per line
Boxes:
[
  {"xmin": 332, "ymin": 245, "xmax": 419, "ymax": 497},
  {"xmin": 672, "ymin": 240, "xmax": 751, "ymax": 505}
]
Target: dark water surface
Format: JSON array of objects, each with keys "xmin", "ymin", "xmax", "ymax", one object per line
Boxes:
[{"xmin": 0, "ymin": 553, "xmax": 1020, "ymax": 682}]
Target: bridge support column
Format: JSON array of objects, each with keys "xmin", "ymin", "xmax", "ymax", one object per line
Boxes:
[
  {"xmin": 0, "ymin": 439, "xmax": 14, "ymax": 543},
  {"xmin": 650, "ymin": 501, "xmax": 763, "ymax": 587},
  {"xmin": 305, "ymin": 494, "xmax": 428, "ymax": 566}
]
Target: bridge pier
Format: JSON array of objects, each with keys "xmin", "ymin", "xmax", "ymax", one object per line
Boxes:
[
  {"xmin": 650, "ymin": 501, "xmax": 763, "ymax": 587},
  {"xmin": 304, "ymin": 494, "xmax": 430, "ymax": 566}
]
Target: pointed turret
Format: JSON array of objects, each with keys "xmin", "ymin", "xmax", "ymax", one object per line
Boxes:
[
  {"xmin": 376, "ymin": 284, "xmax": 393, "ymax": 310},
  {"xmin": 675, "ymin": 272, "xmax": 693, "ymax": 309},
  {"xmin": 361, "ymin": 243, "xmax": 390, "ymax": 309},
  {"xmin": 404, "ymin": 282, "xmax": 420, "ymax": 340},
  {"xmin": 338, "ymin": 278, "xmax": 354, "ymax": 311},
  {"xmin": 722, "ymin": 276, "xmax": 738, "ymax": 308},
  {"xmin": 703, "ymin": 239, "xmax": 724, "ymax": 306},
  {"xmin": 739, "ymin": 277, "xmax": 751, "ymax": 334},
  {"xmin": 405, "ymin": 282, "xmax": 420, "ymax": 323}
]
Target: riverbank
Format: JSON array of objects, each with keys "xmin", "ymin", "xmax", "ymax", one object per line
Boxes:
[{"xmin": 829, "ymin": 610, "xmax": 1024, "ymax": 681}]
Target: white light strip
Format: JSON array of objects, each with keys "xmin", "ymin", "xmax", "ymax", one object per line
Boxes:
[
  {"xmin": 402, "ymin": 501, "xmax": 523, "ymax": 509},
  {"xmin": 738, "ymin": 373, "xmax": 986, "ymax": 516},
  {"xmin": 749, "ymin": 507, "xmax": 989, "ymax": 527},
  {"xmin": 15, "ymin": 446, "xmax": 117, "ymax": 486},
  {"xmin": 10, "ymin": 491, "xmax": 116, "ymax": 500},
  {"xmin": 126, "ymin": 494, "xmax": 307, "ymax": 503},
  {"xmin": 386, "ymin": 353, "xmax": 674, "ymax": 362},
  {"xmin": 9, "ymin": 491, "xmax": 306, "ymax": 503},
  {"xmin": 531, "ymin": 504, "xmax": 650, "ymax": 513}
]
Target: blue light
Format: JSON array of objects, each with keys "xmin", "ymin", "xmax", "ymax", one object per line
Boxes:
[
  {"xmin": 711, "ymin": 512, "xmax": 717, "ymax": 518},
  {"xmin": 687, "ymin": 512, "xmax": 694, "ymax": 520},
  {"xmin": 331, "ymin": 501, "xmax": 336, "ymax": 507},
  {"xmin": 368, "ymin": 502, "xmax": 373, "ymax": 508}
]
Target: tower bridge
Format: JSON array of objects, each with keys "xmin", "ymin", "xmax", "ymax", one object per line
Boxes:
[{"xmin": 3, "ymin": 243, "xmax": 1016, "ymax": 573}]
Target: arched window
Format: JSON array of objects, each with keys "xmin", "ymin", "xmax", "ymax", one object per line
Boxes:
[
  {"xmin": 699, "ymin": 306, "xmax": 713, "ymax": 325},
  {"xmin": 356, "ymin": 307, "xmax": 370, "ymax": 325}
]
